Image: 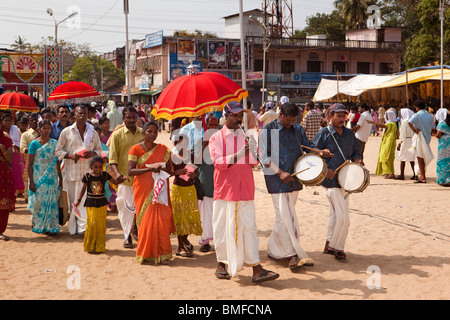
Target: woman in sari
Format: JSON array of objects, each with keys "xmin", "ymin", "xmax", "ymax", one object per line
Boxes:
[
  {"xmin": 0, "ymin": 123, "xmax": 14, "ymax": 241},
  {"xmin": 436, "ymin": 113, "xmax": 450, "ymax": 186},
  {"xmin": 128, "ymin": 121, "xmax": 175, "ymax": 265},
  {"xmin": 28, "ymin": 120, "xmax": 62, "ymax": 235},
  {"xmin": 1, "ymin": 113, "xmax": 25, "ymax": 197},
  {"xmin": 370, "ymin": 110, "xmax": 398, "ymax": 179}
]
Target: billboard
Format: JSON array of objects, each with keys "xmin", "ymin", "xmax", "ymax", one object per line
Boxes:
[{"xmin": 145, "ymin": 30, "xmax": 163, "ymax": 48}]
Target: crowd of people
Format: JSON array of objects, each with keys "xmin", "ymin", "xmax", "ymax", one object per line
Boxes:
[{"xmin": 0, "ymin": 95, "xmax": 449, "ymax": 284}]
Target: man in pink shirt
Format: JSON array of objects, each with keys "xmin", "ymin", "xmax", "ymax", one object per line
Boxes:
[{"xmin": 208, "ymin": 101, "xmax": 279, "ymax": 283}]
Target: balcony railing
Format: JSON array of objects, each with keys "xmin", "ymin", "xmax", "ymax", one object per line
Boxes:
[{"xmin": 247, "ymin": 36, "xmax": 402, "ymax": 50}]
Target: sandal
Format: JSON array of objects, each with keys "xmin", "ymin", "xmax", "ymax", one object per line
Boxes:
[
  {"xmin": 288, "ymin": 257, "xmax": 302, "ymax": 271},
  {"xmin": 160, "ymin": 260, "xmax": 170, "ymax": 265},
  {"xmin": 252, "ymin": 269, "xmax": 279, "ymax": 283},
  {"xmin": 414, "ymin": 179, "xmax": 427, "ymax": 183},
  {"xmin": 334, "ymin": 251, "xmax": 346, "ymax": 261},
  {"xmin": 323, "ymin": 241, "xmax": 335, "ymax": 255},
  {"xmin": 215, "ymin": 270, "xmax": 231, "ymax": 280},
  {"xmin": 0, "ymin": 234, "xmax": 10, "ymax": 241},
  {"xmin": 176, "ymin": 250, "xmax": 193, "ymax": 258},
  {"xmin": 200, "ymin": 243, "xmax": 211, "ymax": 252},
  {"xmin": 184, "ymin": 242, "xmax": 194, "ymax": 254}
]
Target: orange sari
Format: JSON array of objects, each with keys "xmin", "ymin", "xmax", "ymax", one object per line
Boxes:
[{"xmin": 128, "ymin": 143, "xmax": 175, "ymax": 264}]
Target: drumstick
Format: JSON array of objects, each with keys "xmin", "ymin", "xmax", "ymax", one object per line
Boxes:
[
  {"xmin": 301, "ymin": 145, "xmax": 314, "ymax": 151},
  {"xmin": 334, "ymin": 160, "xmax": 350, "ymax": 173},
  {"xmin": 291, "ymin": 167, "xmax": 310, "ymax": 176}
]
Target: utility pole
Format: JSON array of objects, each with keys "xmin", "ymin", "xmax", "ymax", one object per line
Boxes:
[
  {"xmin": 124, "ymin": 0, "xmax": 131, "ymax": 103},
  {"xmin": 440, "ymin": 0, "xmax": 445, "ymax": 109}
]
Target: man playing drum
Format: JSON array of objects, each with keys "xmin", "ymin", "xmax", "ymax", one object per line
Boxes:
[
  {"xmin": 259, "ymin": 103, "xmax": 333, "ymax": 271},
  {"xmin": 313, "ymin": 103, "xmax": 362, "ymax": 261}
]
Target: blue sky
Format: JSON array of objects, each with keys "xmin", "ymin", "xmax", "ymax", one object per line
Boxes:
[{"xmin": 0, "ymin": 0, "xmax": 335, "ymax": 53}]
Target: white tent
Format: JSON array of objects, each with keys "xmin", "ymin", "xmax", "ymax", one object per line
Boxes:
[{"xmin": 313, "ymin": 74, "xmax": 398, "ymax": 101}]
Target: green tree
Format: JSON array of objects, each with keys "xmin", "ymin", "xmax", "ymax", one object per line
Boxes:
[
  {"xmin": 403, "ymin": 0, "xmax": 450, "ymax": 68},
  {"xmin": 334, "ymin": 0, "xmax": 377, "ymax": 30},
  {"xmin": 64, "ymin": 56, "xmax": 125, "ymax": 92},
  {"xmin": 294, "ymin": 11, "xmax": 346, "ymax": 40},
  {"xmin": 11, "ymin": 36, "xmax": 31, "ymax": 51}
]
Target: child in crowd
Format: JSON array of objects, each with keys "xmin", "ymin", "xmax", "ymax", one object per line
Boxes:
[{"xmin": 75, "ymin": 155, "xmax": 117, "ymax": 254}]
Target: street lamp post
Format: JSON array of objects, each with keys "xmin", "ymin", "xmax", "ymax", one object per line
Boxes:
[
  {"xmin": 439, "ymin": 0, "xmax": 445, "ymax": 109},
  {"xmin": 46, "ymin": 8, "xmax": 79, "ymax": 46},
  {"xmin": 249, "ymin": 15, "xmax": 269, "ymax": 108}
]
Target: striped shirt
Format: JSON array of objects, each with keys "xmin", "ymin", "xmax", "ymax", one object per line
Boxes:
[{"xmin": 303, "ymin": 110, "xmax": 324, "ymax": 141}]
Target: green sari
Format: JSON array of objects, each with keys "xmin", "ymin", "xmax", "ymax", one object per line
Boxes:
[{"xmin": 376, "ymin": 122, "xmax": 397, "ymax": 176}]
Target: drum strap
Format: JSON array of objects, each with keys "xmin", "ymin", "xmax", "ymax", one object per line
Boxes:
[{"xmin": 327, "ymin": 126, "xmax": 347, "ymax": 162}]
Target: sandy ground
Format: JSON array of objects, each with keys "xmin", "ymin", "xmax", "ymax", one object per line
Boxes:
[{"xmin": 1, "ymin": 129, "xmax": 449, "ymax": 301}]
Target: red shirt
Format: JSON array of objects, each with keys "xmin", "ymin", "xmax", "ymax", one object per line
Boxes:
[{"xmin": 208, "ymin": 126, "xmax": 256, "ymax": 201}]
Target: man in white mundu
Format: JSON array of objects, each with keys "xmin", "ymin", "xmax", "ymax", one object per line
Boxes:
[
  {"xmin": 208, "ymin": 101, "xmax": 279, "ymax": 283},
  {"xmin": 313, "ymin": 104, "xmax": 362, "ymax": 261},
  {"xmin": 109, "ymin": 106, "xmax": 143, "ymax": 248},
  {"xmin": 55, "ymin": 105, "xmax": 102, "ymax": 235},
  {"xmin": 258, "ymin": 103, "xmax": 333, "ymax": 270}
]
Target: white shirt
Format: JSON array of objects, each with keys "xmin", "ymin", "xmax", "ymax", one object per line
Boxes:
[
  {"xmin": 259, "ymin": 109, "xmax": 278, "ymax": 126},
  {"xmin": 55, "ymin": 123, "xmax": 102, "ymax": 182},
  {"xmin": 355, "ymin": 111, "xmax": 373, "ymax": 143}
]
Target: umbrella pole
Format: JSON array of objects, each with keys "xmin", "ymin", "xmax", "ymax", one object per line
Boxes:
[{"xmin": 201, "ymin": 114, "xmax": 207, "ymax": 132}]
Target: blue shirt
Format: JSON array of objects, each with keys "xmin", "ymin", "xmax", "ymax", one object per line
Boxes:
[
  {"xmin": 179, "ymin": 121, "xmax": 204, "ymax": 155},
  {"xmin": 49, "ymin": 120, "xmax": 72, "ymax": 140},
  {"xmin": 409, "ymin": 110, "xmax": 435, "ymax": 144},
  {"xmin": 313, "ymin": 125, "xmax": 361, "ymax": 188},
  {"xmin": 259, "ymin": 119, "xmax": 316, "ymax": 194}
]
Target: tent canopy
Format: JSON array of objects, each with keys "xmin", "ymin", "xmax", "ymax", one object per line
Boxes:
[
  {"xmin": 313, "ymin": 74, "xmax": 397, "ymax": 102},
  {"xmin": 363, "ymin": 68, "xmax": 450, "ymax": 90}
]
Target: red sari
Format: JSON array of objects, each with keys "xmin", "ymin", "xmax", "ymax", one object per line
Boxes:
[
  {"xmin": 0, "ymin": 129, "xmax": 15, "ymax": 234},
  {"xmin": 128, "ymin": 143, "xmax": 175, "ymax": 264}
]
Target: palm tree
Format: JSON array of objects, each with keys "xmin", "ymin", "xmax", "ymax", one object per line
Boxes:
[
  {"xmin": 11, "ymin": 36, "xmax": 31, "ymax": 51},
  {"xmin": 334, "ymin": 0, "xmax": 375, "ymax": 30}
]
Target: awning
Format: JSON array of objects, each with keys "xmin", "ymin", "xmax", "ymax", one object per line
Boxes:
[
  {"xmin": 312, "ymin": 74, "xmax": 397, "ymax": 101},
  {"xmin": 363, "ymin": 68, "xmax": 450, "ymax": 89},
  {"xmin": 134, "ymin": 90, "xmax": 161, "ymax": 96}
]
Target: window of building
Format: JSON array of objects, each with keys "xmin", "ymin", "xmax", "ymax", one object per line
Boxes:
[
  {"xmin": 357, "ymin": 62, "xmax": 371, "ymax": 74},
  {"xmin": 281, "ymin": 60, "xmax": 295, "ymax": 74},
  {"xmin": 307, "ymin": 61, "xmax": 322, "ymax": 73},
  {"xmin": 332, "ymin": 61, "xmax": 346, "ymax": 73},
  {"xmin": 254, "ymin": 59, "xmax": 268, "ymax": 72},
  {"xmin": 379, "ymin": 63, "xmax": 392, "ymax": 74}
]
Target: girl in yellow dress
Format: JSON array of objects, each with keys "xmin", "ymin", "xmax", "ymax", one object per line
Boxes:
[{"xmin": 75, "ymin": 156, "xmax": 118, "ymax": 254}]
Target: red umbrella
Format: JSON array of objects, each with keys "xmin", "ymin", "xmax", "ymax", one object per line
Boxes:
[
  {"xmin": 48, "ymin": 81, "xmax": 100, "ymax": 101},
  {"xmin": 152, "ymin": 71, "xmax": 248, "ymax": 120},
  {"xmin": 0, "ymin": 92, "xmax": 39, "ymax": 113}
]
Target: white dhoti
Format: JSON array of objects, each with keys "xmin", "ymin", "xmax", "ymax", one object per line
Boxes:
[
  {"xmin": 396, "ymin": 137, "xmax": 415, "ymax": 162},
  {"xmin": 198, "ymin": 196, "xmax": 214, "ymax": 245},
  {"xmin": 324, "ymin": 188, "xmax": 350, "ymax": 252},
  {"xmin": 116, "ymin": 184, "xmax": 136, "ymax": 240},
  {"xmin": 212, "ymin": 199, "xmax": 260, "ymax": 277},
  {"xmin": 267, "ymin": 192, "xmax": 312, "ymax": 264},
  {"xmin": 410, "ymin": 132, "xmax": 434, "ymax": 176},
  {"xmin": 65, "ymin": 180, "xmax": 87, "ymax": 235}
]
